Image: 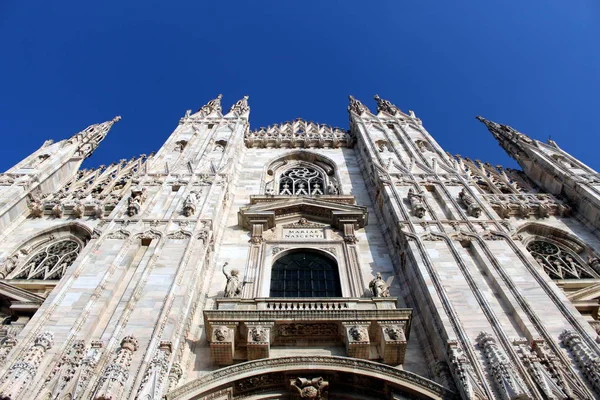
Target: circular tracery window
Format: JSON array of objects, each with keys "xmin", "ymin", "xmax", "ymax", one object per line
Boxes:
[
  {"xmin": 526, "ymin": 240, "xmax": 592, "ymax": 279},
  {"xmin": 11, "ymin": 239, "xmax": 82, "ymax": 280}
]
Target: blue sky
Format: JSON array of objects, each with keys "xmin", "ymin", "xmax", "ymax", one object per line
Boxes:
[{"xmin": 1, "ymin": 1, "xmax": 599, "ymax": 171}]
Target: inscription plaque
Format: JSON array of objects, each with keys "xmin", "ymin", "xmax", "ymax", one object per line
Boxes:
[{"xmin": 283, "ymin": 228, "xmax": 324, "ymax": 239}]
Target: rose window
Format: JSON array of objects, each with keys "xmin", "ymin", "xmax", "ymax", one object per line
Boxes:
[
  {"xmin": 278, "ymin": 167, "xmax": 325, "ymax": 196},
  {"xmin": 11, "ymin": 239, "xmax": 82, "ymax": 280},
  {"xmin": 526, "ymin": 240, "xmax": 593, "ymax": 279}
]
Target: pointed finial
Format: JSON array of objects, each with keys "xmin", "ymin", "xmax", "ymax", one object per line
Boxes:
[
  {"xmin": 112, "ymin": 116, "xmax": 122, "ymax": 123},
  {"xmin": 196, "ymin": 95, "xmax": 223, "ymax": 115},
  {"xmin": 229, "ymin": 95, "xmax": 250, "ymax": 115},
  {"xmin": 348, "ymin": 95, "xmax": 368, "ymax": 115},
  {"xmin": 373, "ymin": 94, "xmax": 399, "ymax": 115}
]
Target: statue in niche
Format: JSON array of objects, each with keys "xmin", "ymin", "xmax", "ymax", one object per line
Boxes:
[
  {"xmin": 407, "ymin": 188, "xmax": 427, "ymax": 218},
  {"xmin": 182, "ymin": 192, "xmax": 197, "ymax": 216},
  {"xmin": 126, "ymin": 187, "xmax": 147, "ymax": 217},
  {"xmin": 222, "ymin": 262, "xmax": 242, "ymax": 298},
  {"xmin": 458, "ymin": 188, "xmax": 482, "ymax": 218},
  {"xmin": 369, "ymin": 272, "xmax": 390, "ymax": 297}
]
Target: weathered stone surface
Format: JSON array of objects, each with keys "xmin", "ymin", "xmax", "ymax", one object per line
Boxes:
[{"xmin": 0, "ymin": 96, "xmax": 599, "ymax": 399}]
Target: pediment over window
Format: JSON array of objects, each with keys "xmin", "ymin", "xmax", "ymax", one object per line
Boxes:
[
  {"xmin": 0, "ymin": 281, "xmax": 46, "ymax": 307},
  {"xmin": 238, "ymin": 197, "xmax": 368, "ymax": 231}
]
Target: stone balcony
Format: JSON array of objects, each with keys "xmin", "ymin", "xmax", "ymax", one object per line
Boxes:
[{"xmin": 204, "ymin": 298, "xmax": 411, "ymax": 367}]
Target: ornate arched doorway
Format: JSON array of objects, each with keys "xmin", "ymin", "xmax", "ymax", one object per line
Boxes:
[{"xmin": 165, "ymin": 356, "xmax": 455, "ymax": 400}]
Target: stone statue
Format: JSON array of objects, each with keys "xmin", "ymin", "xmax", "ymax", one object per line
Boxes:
[
  {"xmin": 369, "ymin": 272, "xmax": 390, "ymax": 297},
  {"xmin": 0, "ymin": 254, "xmax": 19, "ymax": 279},
  {"xmin": 407, "ymin": 188, "xmax": 427, "ymax": 218},
  {"xmin": 458, "ymin": 188, "xmax": 482, "ymax": 218},
  {"xmin": 182, "ymin": 192, "xmax": 197, "ymax": 217},
  {"xmin": 222, "ymin": 262, "xmax": 242, "ymax": 298}
]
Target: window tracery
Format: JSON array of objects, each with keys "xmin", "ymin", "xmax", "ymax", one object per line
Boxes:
[
  {"xmin": 278, "ymin": 166, "xmax": 325, "ymax": 196},
  {"xmin": 8, "ymin": 239, "xmax": 82, "ymax": 280},
  {"xmin": 526, "ymin": 239, "xmax": 595, "ymax": 280}
]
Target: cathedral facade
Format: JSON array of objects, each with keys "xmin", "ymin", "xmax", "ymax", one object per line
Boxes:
[{"xmin": 0, "ymin": 95, "xmax": 599, "ymax": 399}]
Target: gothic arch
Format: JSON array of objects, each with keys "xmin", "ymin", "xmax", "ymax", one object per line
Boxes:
[
  {"xmin": 262, "ymin": 150, "xmax": 341, "ymax": 196},
  {"xmin": 516, "ymin": 222, "xmax": 594, "ymax": 257},
  {"xmin": 2, "ymin": 222, "xmax": 92, "ymax": 281},
  {"xmin": 165, "ymin": 356, "xmax": 453, "ymax": 400}
]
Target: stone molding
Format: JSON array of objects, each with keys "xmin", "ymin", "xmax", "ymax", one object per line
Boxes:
[{"xmin": 165, "ymin": 356, "xmax": 456, "ymax": 400}]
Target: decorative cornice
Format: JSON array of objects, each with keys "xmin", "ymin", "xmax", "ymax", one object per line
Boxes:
[{"xmin": 245, "ymin": 119, "xmax": 352, "ymax": 149}]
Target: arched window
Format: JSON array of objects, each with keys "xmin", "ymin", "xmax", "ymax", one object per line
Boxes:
[
  {"xmin": 8, "ymin": 238, "xmax": 83, "ymax": 280},
  {"xmin": 278, "ymin": 166, "xmax": 325, "ymax": 195},
  {"xmin": 526, "ymin": 239, "xmax": 595, "ymax": 279},
  {"xmin": 270, "ymin": 250, "xmax": 342, "ymax": 297}
]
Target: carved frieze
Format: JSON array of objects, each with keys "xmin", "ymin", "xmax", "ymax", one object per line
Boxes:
[{"xmin": 278, "ymin": 323, "xmax": 338, "ymax": 337}]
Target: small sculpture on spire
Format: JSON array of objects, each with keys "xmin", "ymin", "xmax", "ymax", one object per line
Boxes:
[
  {"xmin": 230, "ymin": 95, "xmax": 250, "ymax": 116},
  {"xmin": 348, "ymin": 95, "xmax": 368, "ymax": 116},
  {"xmin": 374, "ymin": 94, "xmax": 400, "ymax": 116}
]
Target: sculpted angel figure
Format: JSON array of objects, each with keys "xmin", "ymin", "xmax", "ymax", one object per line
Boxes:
[
  {"xmin": 222, "ymin": 262, "xmax": 242, "ymax": 298},
  {"xmin": 369, "ymin": 272, "xmax": 390, "ymax": 297}
]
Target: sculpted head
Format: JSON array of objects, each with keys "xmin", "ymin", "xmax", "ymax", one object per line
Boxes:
[{"xmin": 231, "ymin": 269, "xmax": 239, "ymax": 277}]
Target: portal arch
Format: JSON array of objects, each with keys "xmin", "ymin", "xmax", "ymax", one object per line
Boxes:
[{"xmin": 165, "ymin": 356, "xmax": 454, "ymax": 400}]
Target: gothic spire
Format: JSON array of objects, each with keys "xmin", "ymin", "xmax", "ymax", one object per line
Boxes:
[
  {"xmin": 374, "ymin": 94, "xmax": 401, "ymax": 116},
  {"xmin": 476, "ymin": 116, "xmax": 532, "ymax": 143},
  {"xmin": 348, "ymin": 95, "xmax": 370, "ymax": 116},
  {"xmin": 476, "ymin": 116, "xmax": 533, "ymax": 161},
  {"xmin": 229, "ymin": 95, "xmax": 250, "ymax": 116},
  {"xmin": 71, "ymin": 116, "xmax": 121, "ymax": 159},
  {"xmin": 196, "ymin": 94, "xmax": 223, "ymax": 116}
]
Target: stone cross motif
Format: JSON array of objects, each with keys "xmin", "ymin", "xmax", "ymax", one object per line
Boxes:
[
  {"xmin": 407, "ymin": 188, "xmax": 427, "ymax": 218},
  {"xmin": 369, "ymin": 272, "xmax": 390, "ymax": 297},
  {"xmin": 290, "ymin": 376, "xmax": 329, "ymax": 400}
]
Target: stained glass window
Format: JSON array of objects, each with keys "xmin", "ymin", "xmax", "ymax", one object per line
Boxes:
[{"xmin": 270, "ymin": 250, "xmax": 342, "ymax": 297}]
